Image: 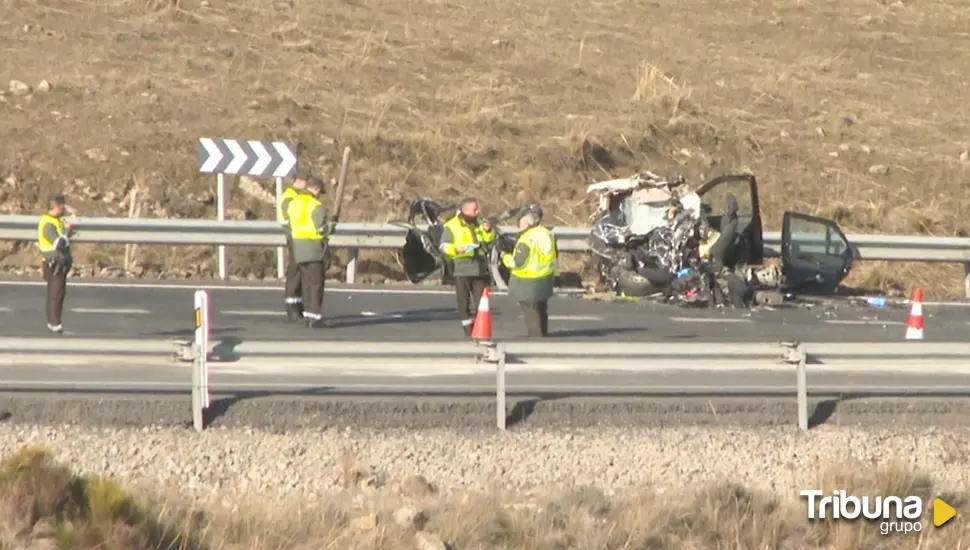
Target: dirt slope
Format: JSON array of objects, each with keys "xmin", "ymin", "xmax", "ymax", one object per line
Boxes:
[{"xmin": 1, "ymin": 0, "xmax": 968, "ymax": 295}]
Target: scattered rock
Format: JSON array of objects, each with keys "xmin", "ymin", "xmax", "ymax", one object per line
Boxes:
[
  {"xmin": 868, "ymin": 164, "xmax": 890, "ymax": 175},
  {"xmin": 237, "ymin": 176, "xmax": 275, "ymax": 205},
  {"xmin": 30, "ymin": 519, "xmax": 57, "ymax": 539},
  {"xmin": 415, "ymin": 531, "xmax": 448, "ymax": 550},
  {"xmin": 399, "ymin": 475, "xmax": 437, "ymax": 500},
  {"xmin": 84, "ymin": 149, "xmax": 108, "ymax": 163},
  {"xmin": 838, "ymin": 143, "xmax": 850, "ymax": 151},
  {"xmin": 358, "ymin": 473, "xmax": 385, "ymax": 492},
  {"xmin": 350, "ymin": 513, "xmax": 379, "ymax": 531},
  {"xmin": 99, "ymin": 266, "xmax": 125, "ymax": 278},
  {"xmin": 37, "ymin": 80, "xmax": 52, "ymax": 92},
  {"xmin": 860, "ymin": 145, "xmax": 872, "ymax": 154},
  {"xmin": 9, "ymin": 80, "xmax": 31, "ymax": 95},
  {"xmin": 960, "ymin": 150, "xmax": 968, "ymax": 163},
  {"xmin": 393, "ymin": 506, "xmax": 429, "ymax": 530}
]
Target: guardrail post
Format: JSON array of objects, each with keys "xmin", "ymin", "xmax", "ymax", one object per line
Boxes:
[
  {"xmin": 964, "ymin": 262, "xmax": 970, "ymax": 299},
  {"xmin": 192, "ymin": 290, "xmax": 211, "ymax": 432},
  {"xmin": 346, "ymin": 247, "xmax": 358, "ymax": 284},
  {"xmin": 496, "ymin": 349, "xmax": 507, "ymax": 431},
  {"xmin": 780, "ymin": 341, "xmax": 809, "ymax": 431}
]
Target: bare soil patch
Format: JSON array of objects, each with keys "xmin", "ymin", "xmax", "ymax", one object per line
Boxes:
[{"xmin": 1, "ymin": 0, "xmax": 968, "ymax": 295}]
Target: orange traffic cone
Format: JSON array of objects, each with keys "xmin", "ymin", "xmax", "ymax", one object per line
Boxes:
[
  {"xmin": 470, "ymin": 287, "xmax": 493, "ymax": 341},
  {"xmin": 905, "ymin": 288, "xmax": 924, "ymax": 340}
]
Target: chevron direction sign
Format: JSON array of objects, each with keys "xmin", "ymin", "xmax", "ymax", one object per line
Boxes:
[{"xmin": 197, "ymin": 137, "xmax": 299, "ymax": 179}]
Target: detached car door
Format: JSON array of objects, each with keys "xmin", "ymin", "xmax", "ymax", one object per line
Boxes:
[{"xmin": 781, "ymin": 212, "xmax": 854, "ymax": 293}]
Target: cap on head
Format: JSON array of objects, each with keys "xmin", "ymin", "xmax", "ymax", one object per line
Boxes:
[{"xmin": 49, "ymin": 194, "xmax": 66, "ymax": 207}]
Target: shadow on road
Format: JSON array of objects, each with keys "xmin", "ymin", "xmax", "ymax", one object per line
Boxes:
[
  {"xmin": 321, "ymin": 308, "xmax": 462, "ymax": 329},
  {"xmin": 144, "ymin": 327, "xmax": 243, "ymax": 339},
  {"xmin": 804, "ymin": 392, "xmax": 923, "ymax": 428}
]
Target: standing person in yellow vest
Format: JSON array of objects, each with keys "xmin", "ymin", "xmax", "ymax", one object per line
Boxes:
[
  {"xmin": 502, "ymin": 205, "xmax": 558, "ymax": 338},
  {"xmin": 439, "ymin": 198, "xmax": 495, "ymax": 336},
  {"xmin": 278, "ymin": 170, "xmax": 309, "ymax": 321},
  {"xmin": 286, "ymin": 177, "xmax": 334, "ymax": 328},
  {"xmin": 37, "ymin": 194, "xmax": 75, "ymax": 334}
]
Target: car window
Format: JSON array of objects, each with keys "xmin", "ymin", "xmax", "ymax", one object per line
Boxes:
[
  {"xmin": 788, "ymin": 215, "xmax": 849, "ymax": 257},
  {"xmin": 699, "ymin": 179, "xmax": 754, "ymax": 217}
]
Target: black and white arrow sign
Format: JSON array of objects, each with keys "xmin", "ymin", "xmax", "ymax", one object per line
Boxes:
[{"xmin": 197, "ymin": 138, "xmax": 299, "ymax": 178}]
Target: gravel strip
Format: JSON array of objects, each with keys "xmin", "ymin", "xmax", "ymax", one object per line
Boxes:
[
  {"xmin": 3, "ymin": 423, "xmax": 970, "ymax": 504},
  {"xmin": 4, "ymin": 393, "xmax": 970, "ymax": 431}
]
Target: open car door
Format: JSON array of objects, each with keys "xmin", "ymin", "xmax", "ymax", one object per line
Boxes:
[
  {"xmin": 695, "ymin": 174, "xmax": 764, "ymax": 268},
  {"xmin": 780, "ymin": 211, "xmax": 854, "ymax": 293},
  {"xmin": 395, "ymin": 198, "xmax": 457, "ymax": 284}
]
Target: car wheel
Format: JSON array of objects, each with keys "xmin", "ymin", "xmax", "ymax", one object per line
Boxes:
[{"xmin": 616, "ymin": 268, "xmax": 662, "ymax": 297}]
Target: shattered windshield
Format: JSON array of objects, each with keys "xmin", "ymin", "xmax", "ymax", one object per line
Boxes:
[
  {"xmin": 627, "ymin": 200, "xmax": 669, "ymax": 235},
  {"xmin": 624, "ymin": 186, "xmax": 673, "ymax": 236}
]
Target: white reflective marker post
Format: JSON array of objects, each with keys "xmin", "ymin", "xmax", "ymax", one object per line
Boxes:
[
  {"xmin": 192, "ymin": 289, "xmax": 211, "ymax": 431},
  {"xmin": 496, "ymin": 349, "xmax": 507, "ymax": 431},
  {"xmin": 216, "ymin": 174, "xmax": 227, "ymax": 280},
  {"xmin": 275, "ymin": 176, "xmax": 284, "ymax": 279}
]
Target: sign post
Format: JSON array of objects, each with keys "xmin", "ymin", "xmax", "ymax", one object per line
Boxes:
[
  {"xmin": 198, "ymin": 137, "xmax": 299, "ymax": 280},
  {"xmin": 192, "ymin": 289, "xmax": 211, "ymax": 431}
]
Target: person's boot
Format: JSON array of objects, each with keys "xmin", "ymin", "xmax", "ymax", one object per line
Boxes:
[{"xmin": 286, "ymin": 304, "xmax": 303, "ymax": 322}]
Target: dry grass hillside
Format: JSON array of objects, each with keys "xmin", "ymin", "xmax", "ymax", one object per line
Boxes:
[
  {"xmin": 2, "ymin": 445, "xmax": 969, "ymax": 550},
  {"xmin": 1, "ymin": 0, "xmax": 968, "ymax": 294}
]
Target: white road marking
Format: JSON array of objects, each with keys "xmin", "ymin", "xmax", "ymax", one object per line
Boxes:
[
  {"xmin": 0, "ymin": 279, "xmax": 587, "ymax": 297},
  {"xmin": 0, "ymin": 306, "xmax": 11, "ymax": 312},
  {"xmin": 825, "ymin": 319, "xmax": 906, "ymax": 326},
  {"xmin": 221, "ymin": 310, "xmax": 284, "ymax": 316},
  {"xmin": 70, "ymin": 307, "xmax": 150, "ymax": 315},
  {"xmin": 0, "ymin": 280, "xmax": 444, "ymax": 295},
  {"xmin": 669, "ymin": 317, "xmax": 753, "ymax": 324}
]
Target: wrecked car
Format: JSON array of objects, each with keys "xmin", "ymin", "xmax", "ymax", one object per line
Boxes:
[
  {"xmin": 585, "ymin": 171, "xmax": 855, "ymax": 307},
  {"xmin": 395, "ymin": 198, "xmax": 538, "ymax": 288}
]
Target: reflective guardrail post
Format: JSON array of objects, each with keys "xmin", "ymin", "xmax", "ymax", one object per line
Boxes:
[
  {"xmin": 346, "ymin": 248, "xmax": 358, "ymax": 284},
  {"xmin": 780, "ymin": 341, "xmax": 809, "ymax": 431},
  {"xmin": 496, "ymin": 348, "xmax": 507, "ymax": 430},
  {"xmin": 192, "ymin": 289, "xmax": 211, "ymax": 432}
]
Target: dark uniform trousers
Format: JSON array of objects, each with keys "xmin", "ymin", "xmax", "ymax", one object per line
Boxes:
[
  {"xmin": 42, "ymin": 262, "xmax": 68, "ymax": 326},
  {"xmin": 455, "ymin": 276, "xmax": 487, "ymax": 334},
  {"xmin": 299, "ymin": 261, "xmax": 326, "ymax": 318},
  {"xmin": 283, "ymin": 234, "xmax": 304, "ymax": 315},
  {"xmin": 519, "ymin": 301, "xmax": 549, "ymax": 337}
]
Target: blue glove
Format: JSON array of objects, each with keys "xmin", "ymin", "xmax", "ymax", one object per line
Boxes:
[{"xmin": 465, "ymin": 243, "xmax": 479, "ymax": 252}]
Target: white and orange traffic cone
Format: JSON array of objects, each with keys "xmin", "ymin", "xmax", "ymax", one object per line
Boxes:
[
  {"xmin": 470, "ymin": 288, "xmax": 493, "ymax": 341},
  {"xmin": 905, "ymin": 287, "xmax": 924, "ymax": 340}
]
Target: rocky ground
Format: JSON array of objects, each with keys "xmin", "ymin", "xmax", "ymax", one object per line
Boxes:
[
  {"xmin": 3, "ymin": 423, "xmax": 970, "ymax": 503},
  {"xmin": 2, "ymin": 423, "xmax": 970, "ymax": 549}
]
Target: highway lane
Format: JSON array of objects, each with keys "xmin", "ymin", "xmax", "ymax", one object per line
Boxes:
[{"xmin": 0, "ymin": 278, "xmax": 967, "ymax": 342}]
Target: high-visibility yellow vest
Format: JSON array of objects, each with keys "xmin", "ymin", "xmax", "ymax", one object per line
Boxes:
[
  {"xmin": 287, "ymin": 193, "xmax": 327, "ymax": 241},
  {"xmin": 277, "ymin": 187, "xmax": 300, "ymax": 224},
  {"xmin": 37, "ymin": 214, "xmax": 66, "ymax": 253},
  {"xmin": 508, "ymin": 226, "xmax": 558, "ymax": 279},
  {"xmin": 442, "ymin": 216, "xmax": 495, "ymax": 259}
]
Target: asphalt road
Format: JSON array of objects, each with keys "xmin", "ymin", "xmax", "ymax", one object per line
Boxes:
[{"xmin": 0, "ymin": 277, "xmax": 966, "ymax": 342}]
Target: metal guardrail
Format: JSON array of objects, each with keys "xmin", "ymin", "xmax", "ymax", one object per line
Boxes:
[
  {"xmin": 5, "ymin": 331, "xmax": 970, "ymax": 432},
  {"xmin": 1, "ymin": 215, "xmax": 969, "ymax": 296}
]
